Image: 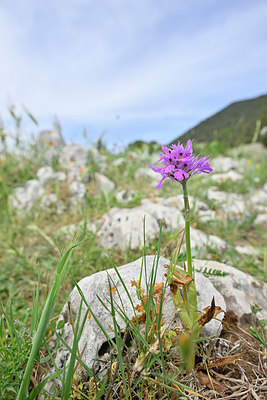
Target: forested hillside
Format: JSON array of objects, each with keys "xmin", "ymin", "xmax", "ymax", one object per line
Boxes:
[{"xmin": 174, "ymin": 94, "xmax": 267, "ymax": 146}]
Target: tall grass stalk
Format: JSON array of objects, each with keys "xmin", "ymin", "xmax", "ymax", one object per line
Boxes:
[{"xmin": 16, "ymin": 239, "xmax": 86, "ymax": 400}]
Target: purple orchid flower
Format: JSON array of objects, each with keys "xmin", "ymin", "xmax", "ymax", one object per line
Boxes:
[{"xmin": 150, "ymin": 140, "xmax": 212, "ymax": 189}]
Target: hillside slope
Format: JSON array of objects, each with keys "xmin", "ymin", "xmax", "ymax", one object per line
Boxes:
[{"xmin": 173, "ymin": 94, "xmax": 267, "ymax": 146}]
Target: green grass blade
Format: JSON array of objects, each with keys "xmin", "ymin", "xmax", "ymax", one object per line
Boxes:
[{"xmin": 16, "ymin": 240, "xmax": 85, "ymax": 400}]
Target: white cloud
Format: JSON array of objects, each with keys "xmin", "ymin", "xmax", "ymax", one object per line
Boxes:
[{"xmin": 0, "ymin": 0, "xmax": 266, "ymax": 142}]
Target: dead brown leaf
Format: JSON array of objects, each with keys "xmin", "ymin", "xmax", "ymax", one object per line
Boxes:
[
  {"xmin": 197, "ymin": 351, "xmax": 246, "ymax": 370},
  {"xmin": 169, "ymin": 274, "xmax": 193, "ymax": 297},
  {"xmin": 198, "ymin": 297, "xmax": 224, "ymax": 327},
  {"xmin": 196, "ymin": 371, "xmax": 227, "ymax": 395},
  {"xmin": 170, "ymin": 275, "xmax": 193, "ymax": 288},
  {"xmin": 198, "ymin": 297, "xmax": 215, "ymax": 326}
]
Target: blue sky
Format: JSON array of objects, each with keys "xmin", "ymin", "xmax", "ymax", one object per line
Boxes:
[{"xmin": 0, "ymin": 0, "xmax": 267, "ymax": 149}]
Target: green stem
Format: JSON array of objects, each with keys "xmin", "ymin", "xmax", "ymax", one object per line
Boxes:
[{"xmin": 181, "ymin": 180, "xmax": 192, "ymax": 277}]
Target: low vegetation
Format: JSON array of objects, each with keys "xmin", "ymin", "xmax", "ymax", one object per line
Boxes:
[{"xmin": 0, "ymin": 120, "xmax": 266, "ymax": 399}]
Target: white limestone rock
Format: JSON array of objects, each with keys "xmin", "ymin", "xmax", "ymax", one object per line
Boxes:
[
  {"xmin": 97, "ymin": 199, "xmax": 227, "ymax": 254},
  {"xmin": 140, "ymin": 199, "xmax": 184, "ymax": 231},
  {"xmin": 40, "ymin": 193, "xmax": 57, "ymax": 207},
  {"xmin": 94, "ymin": 172, "xmax": 115, "ymax": 192},
  {"xmin": 220, "ymin": 199, "xmax": 247, "ymax": 220},
  {"xmin": 250, "ymin": 188, "xmax": 267, "ymax": 207},
  {"xmin": 254, "ymin": 214, "xmax": 267, "ymax": 225},
  {"xmin": 186, "ymin": 228, "xmax": 228, "ymax": 257},
  {"xmin": 59, "ymin": 143, "xmax": 90, "ymax": 168},
  {"xmin": 36, "ymin": 133, "xmax": 64, "ymax": 165},
  {"xmin": 207, "ymin": 188, "xmax": 229, "ymax": 203},
  {"xmin": 67, "ymin": 167, "xmax": 86, "ymax": 182},
  {"xmin": 211, "ymin": 157, "xmax": 244, "ymax": 173},
  {"xmin": 210, "ymin": 171, "xmax": 243, "ymax": 182},
  {"xmin": 97, "ymin": 201, "xmax": 184, "ymax": 250},
  {"xmin": 207, "ymin": 189, "xmax": 249, "ymax": 220},
  {"xmin": 10, "ymin": 180, "xmax": 44, "ymax": 210},
  {"xmin": 160, "ymin": 195, "xmax": 185, "ymax": 210},
  {"xmin": 159, "ymin": 196, "xmax": 215, "ymax": 222},
  {"xmin": 37, "ymin": 129, "xmax": 65, "ymax": 149},
  {"xmin": 193, "ymin": 259, "xmax": 267, "ymax": 324},
  {"xmin": 36, "ymin": 166, "xmax": 55, "ymax": 185},
  {"xmin": 37, "ymin": 129, "xmax": 65, "ymax": 164},
  {"xmin": 54, "ymin": 171, "xmax": 67, "ymax": 182},
  {"xmin": 197, "ymin": 209, "xmax": 216, "ymax": 222},
  {"xmin": 69, "ymin": 181, "xmax": 86, "ymax": 199},
  {"xmin": 235, "ymin": 245, "xmax": 259, "ymax": 257},
  {"xmin": 97, "ymin": 207, "xmax": 161, "ymax": 250},
  {"xmin": 35, "ymin": 167, "xmax": 66, "ymax": 186},
  {"xmin": 44, "ymin": 256, "xmax": 225, "ymax": 395}
]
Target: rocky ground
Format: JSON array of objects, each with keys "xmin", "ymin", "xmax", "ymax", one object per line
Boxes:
[
  {"xmin": 1, "ymin": 132, "xmax": 266, "ymax": 314},
  {"xmin": 0, "ymin": 131, "xmax": 266, "ymax": 399}
]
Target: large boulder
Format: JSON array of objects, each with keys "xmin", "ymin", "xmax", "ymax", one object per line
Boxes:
[
  {"xmin": 44, "ymin": 256, "xmax": 225, "ymax": 395},
  {"xmin": 97, "ymin": 199, "xmax": 226, "ymax": 254},
  {"xmin": 192, "ymin": 259, "xmax": 267, "ymax": 324},
  {"xmin": 97, "ymin": 206, "xmax": 162, "ymax": 250},
  {"xmin": 97, "ymin": 200, "xmax": 184, "ymax": 250}
]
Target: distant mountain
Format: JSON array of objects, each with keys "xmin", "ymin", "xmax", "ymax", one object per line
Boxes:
[{"xmin": 173, "ymin": 94, "xmax": 267, "ymax": 147}]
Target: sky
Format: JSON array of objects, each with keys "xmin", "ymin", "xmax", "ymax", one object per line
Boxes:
[{"xmin": 0, "ymin": 0, "xmax": 267, "ymax": 149}]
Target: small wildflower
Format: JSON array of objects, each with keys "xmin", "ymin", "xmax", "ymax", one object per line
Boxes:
[{"xmin": 149, "ymin": 139, "xmax": 212, "ymax": 188}]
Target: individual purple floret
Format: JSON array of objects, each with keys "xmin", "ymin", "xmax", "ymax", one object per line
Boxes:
[{"xmin": 149, "ymin": 139, "xmax": 212, "ymax": 189}]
